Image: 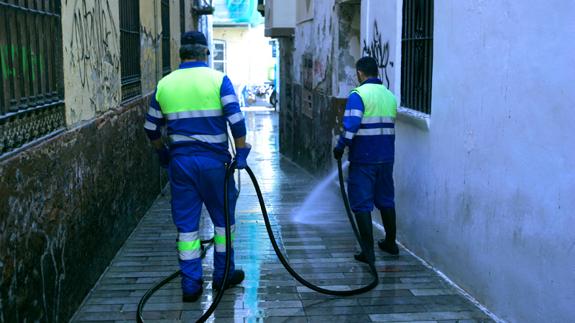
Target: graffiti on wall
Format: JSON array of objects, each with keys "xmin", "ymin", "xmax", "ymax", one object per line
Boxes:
[
  {"xmin": 0, "ymin": 45, "xmax": 45, "ymax": 81},
  {"xmin": 39, "ymin": 225, "xmax": 67, "ymax": 323},
  {"xmin": 362, "ymin": 21, "xmax": 393, "ymax": 87},
  {"xmin": 67, "ymin": 0, "xmax": 120, "ymax": 109}
]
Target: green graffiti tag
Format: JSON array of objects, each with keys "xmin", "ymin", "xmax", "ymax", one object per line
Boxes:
[{"xmin": 0, "ymin": 44, "xmax": 45, "ymax": 81}]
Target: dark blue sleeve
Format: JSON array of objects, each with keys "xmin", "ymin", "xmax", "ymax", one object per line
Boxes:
[
  {"xmin": 220, "ymin": 76, "xmax": 247, "ymax": 138},
  {"xmin": 337, "ymin": 92, "xmax": 364, "ymax": 148},
  {"xmin": 144, "ymin": 90, "xmax": 165, "ymax": 141}
]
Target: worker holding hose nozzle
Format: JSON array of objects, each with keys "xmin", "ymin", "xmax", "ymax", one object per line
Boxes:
[
  {"xmin": 333, "ymin": 56, "xmax": 399, "ymax": 264},
  {"xmin": 144, "ymin": 31, "xmax": 249, "ymax": 303}
]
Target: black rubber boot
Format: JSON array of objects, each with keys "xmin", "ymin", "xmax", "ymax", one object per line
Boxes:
[
  {"xmin": 353, "ymin": 212, "xmax": 375, "ymax": 264},
  {"xmin": 378, "ymin": 208, "xmax": 399, "ymax": 255},
  {"xmin": 182, "ymin": 286, "xmax": 203, "ymax": 302},
  {"xmin": 213, "ymin": 269, "xmax": 245, "ymax": 291}
]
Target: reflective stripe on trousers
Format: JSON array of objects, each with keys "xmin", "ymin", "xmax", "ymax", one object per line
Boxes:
[
  {"xmin": 214, "ymin": 225, "xmax": 236, "ymax": 252},
  {"xmin": 356, "ymin": 128, "xmax": 395, "ymax": 136},
  {"xmin": 178, "ymin": 231, "xmax": 201, "ymax": 260}
]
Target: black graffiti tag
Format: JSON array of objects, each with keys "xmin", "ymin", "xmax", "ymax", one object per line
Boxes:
[
  {"xmin": 362, "ymin": 21, "xmax": 393, "ymax": 87},
  {"xmin": 69, "ymin": 0, "xmax": 120, "ymax": 89}
]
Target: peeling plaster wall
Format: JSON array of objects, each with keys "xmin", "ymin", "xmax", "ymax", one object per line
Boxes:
[
  {"xmin": 183, "ymin": 0, "xmax": 196, "ymax": 32},
  {"xmin": 141, "ymin": 0, "xmax": 162, "ymax": 95},
  {"xmin": 0, "ymin": 97, "xmax": 162, "ymax": 323},
  {"xmin": 293, "ymin": 0, "xmax": 334, "ymax": 91},
  {"xmin": 393, "ymin": 1, "xmax": 575, "ymax": 322},
  {"xmin": 334, "ymin": 2, "xmax": 361, "ymax": 98},
  {"xmin": 170, "ymin": 0, "xmax": 182, "ymax": 71},
  {"xmin": 62, "ymin": 0, "xmax": 122, "ymax": 126},
  {"xmin": 283, "ymin": 0, "xmax": 341, "ymax": 174}
]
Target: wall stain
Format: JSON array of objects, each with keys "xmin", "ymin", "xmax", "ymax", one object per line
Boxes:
[{"xmin": 141, "ymin": 27, "xmax": 162, "ymax": 94}]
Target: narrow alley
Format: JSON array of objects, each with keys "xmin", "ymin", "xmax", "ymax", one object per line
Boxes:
[
  {"xmin": 1, "ymin": 1, "xmax": 574, "ymax": 323},
  {"xmin": 71, "ymin": 110, "xmax": 494, "ymax": 322}
]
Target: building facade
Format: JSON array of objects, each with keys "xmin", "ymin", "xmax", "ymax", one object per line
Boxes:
[
  {"xmin": 0, "ymin": 1, "xmax": 207, "ymax": 321},
  {"xmin": 212, "ymin": 0, "xmax": 274, "ymax": 105},
  {"xmin": 269, "ymin": 0, "xmax": 575, "ymax": 322}
]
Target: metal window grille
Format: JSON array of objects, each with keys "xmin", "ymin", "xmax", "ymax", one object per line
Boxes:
[
  {"xmin": 161, "ymin": 0, "xmax": 171, "ymax": 76},
  {"xmin": 0, "ymin": 0, "xmax": 65, "ymax": 155},
  {"xmin": 401, "ymin": 0, "xmax": 433, "ymax": 114},
  {"xmin": 120, "ymin": 0, "xmax": 141, "ymax": 102},
  {"xmin": 213, "ymin": 40, "xmax": 226, "ymax": 73}
]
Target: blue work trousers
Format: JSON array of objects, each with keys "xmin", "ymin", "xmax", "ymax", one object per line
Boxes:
[
  {"xmin": 348, "ymin": 162, "xmax": 395, "ymax": 213},
  {"xmin": 168, "ymin": 155, "xmax": 237, "ymax": 294}
]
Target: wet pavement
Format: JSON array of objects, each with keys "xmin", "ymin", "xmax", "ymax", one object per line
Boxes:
[{"xmin": 71, "ymin": 110, "xmax": 495, "ymax": 322}]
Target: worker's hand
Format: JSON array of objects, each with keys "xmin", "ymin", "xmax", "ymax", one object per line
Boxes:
[
  {"xmin": 234, "ymin": 143, "xmax": 251, "ymax": 169},
  {"xmin": 156, "ymin": 145, "xmax": 170, "ymax": 168},
  {"xmin": 333, "ymin": 146, "xmax": 344, "ymax": 160}
]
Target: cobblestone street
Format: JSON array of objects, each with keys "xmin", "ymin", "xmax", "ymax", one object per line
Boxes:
[{"xmin": 71, "ymin": 110, "xmax": 494, "ymax": 323}]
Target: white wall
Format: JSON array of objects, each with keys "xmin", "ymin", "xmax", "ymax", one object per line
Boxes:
[
  {"xmin": 393, "ymin": 1, "xmax": 575, "ymax": 322},
  {"xmin": 361, "ymin": 0, "xmax": 400, "ymax": 93}
]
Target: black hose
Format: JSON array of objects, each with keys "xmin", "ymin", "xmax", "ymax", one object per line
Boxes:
[
  {"xmin": 136, "ymin": 239, "xmax": 214, "ymax": 323},
  {"xmin": 137, "ymin": 159, "xmax": 379, "ymax": 322},
  {"xmin": 240, "ymin": 162, "xmax": 378, "ymax": 296}
]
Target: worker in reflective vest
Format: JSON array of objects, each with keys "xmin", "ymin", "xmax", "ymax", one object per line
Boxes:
[
  {"xmin": 144, "ymin": 31, "xmax": 249, "ymax": 302},
  {"xmin": 333, "ymin": 56, "xmax": 399, "ymax": 264}
]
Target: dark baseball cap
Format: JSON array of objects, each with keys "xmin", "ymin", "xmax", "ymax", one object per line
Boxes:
[
  {"xmin": 181, "ymin": 31, "xmax": 210, "ymax": 55},
  {"xmin": 181, "ymin": 31, "xmax": 207, "ymax": 46}
]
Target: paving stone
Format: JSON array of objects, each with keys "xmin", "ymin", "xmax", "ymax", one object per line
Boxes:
[
  {"xmin": 71, "ymin": 111, "xmax": 494, "ymax": 323},
  {"xmin": 369, "ymin": 311, "xmax": 484, "ymax": 322},
  {"xmin": 307, "ymin": 315, "xmax": 373, "ymax": 323}
]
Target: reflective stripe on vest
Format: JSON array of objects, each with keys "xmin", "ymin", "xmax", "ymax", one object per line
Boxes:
[
  {"xmin": 214, "ymin": 225, "xmax": 236, "ymax": 253},
  {"xmin": 352, "ymin": 83, "xmax": 397, "ymax": 136},
  {"xmin": 165, "ymin": 109, "xmax": 223, "ymax": 120},
  {"xmin": 155, "ymin": 67, "xmax": 224, "ymax": 114},
  {"xmin": 361, "ymin": 116, "xmax": 395, "ymax": 124},
  {"xmin": 169, "ymin": 133, "xmax": 228, "ymax": 144},
  {"xmin": 178, "ymin": 231, "xmax": 201, "ymax": 261}
]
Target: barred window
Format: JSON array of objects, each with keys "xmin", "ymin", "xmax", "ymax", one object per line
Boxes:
[
  {"xmin": 120, "ymin": 0, "xmax": 141, "ymax": 102},
  {"xmin": 401, "ymin": 0, "xmax": 433, "ymax": 114},
  {"xmin": 0, "ymin": 0, "xmax": 65, "ymax": 155},
  {"xmin": 213, "ymin": 40, "xmax": 226, "ymax": 73},
  {"xmin": 161, "ymin": 0, "xmax": 171, "ymax": 76}
]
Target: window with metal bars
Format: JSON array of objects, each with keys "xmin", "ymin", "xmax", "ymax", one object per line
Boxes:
[
  {"xmin": 161, "ymin": 0, "xmax": 171, "ymax": 76},
  {"xmin": 213, "ymin": 40, "xmax": 226, "ymax": 73},
  {"xmin": 120, "ymin": 0, "xmax": 141, "ymax": 102},
  {"xmin": 401, "ymin": 0, "xmax": 433, "ymax": 114},
  {"xmin": 0, "ymin": 0, "xmax": 65, "ymax": 155}
]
